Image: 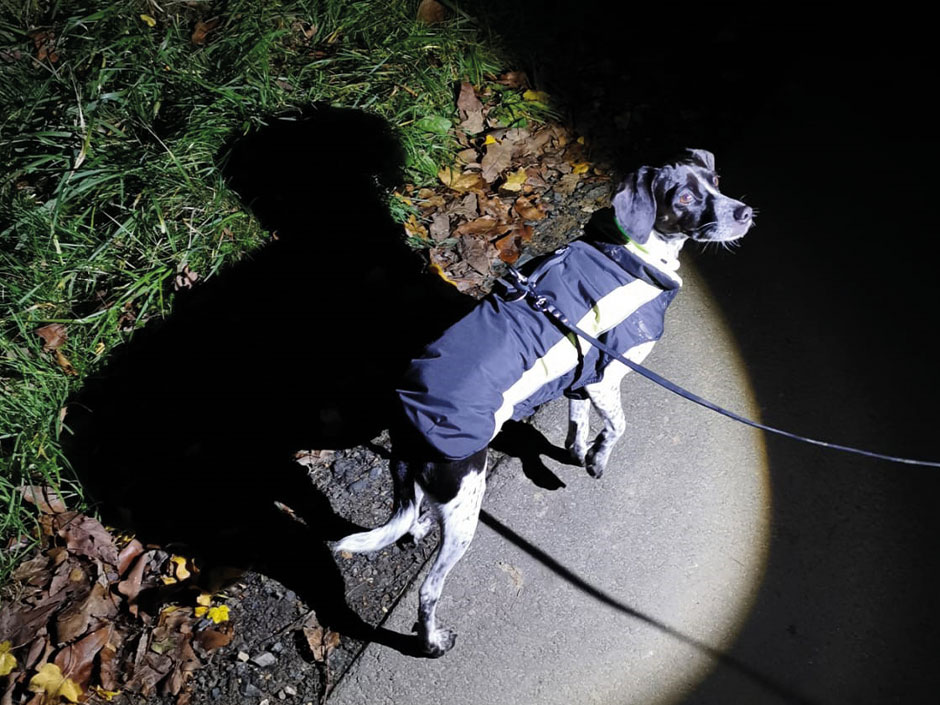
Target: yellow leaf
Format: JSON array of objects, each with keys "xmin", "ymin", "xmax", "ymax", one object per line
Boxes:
[
  {"xmin": 0, "ymin": 641, "xmax": 17, "ymax": 676},
  {"xmin": 429, "ymin": 263, "xmax": 457, "ymax": 286},
  {"xmin": 194, "ymin": 606, "xmax": 208, "ymax": 618},
  {"xmin": 404, "ymin": 214, "xmax": 428, "ymax": 240},
  {"xmin": 483, "ymin": 134, "xmax": 498, "ymax": 145},
  {"xmin": 522, "ymin": 89, "xmax": 550, "ymax": 103},
  {"xmin": 160, "ymin": 575, "xmax": 177, "ymax": 585},
  {"xmin": 170, "ymin": 555, "xmax": 191, "ymax": 581},
  {"xmin": 91, "ymin": 686, "xmax": 121, "ymax": 701},
  {"xmin": 196, "ymin": 592, "xmax": 212, "ymax": 607},
  {"xmin": 207, "ymin": 605, "xmax": 230, "ymax": 624},
  {"xmin": 140, "ymin": 14, "xmax": 156, "ymax": 27},
  {"xmin": 501, "ymin": 167, "xmax": 528, "ymax": 192},
  {"xmin": 28, "ymin": 663, "xmax": 82, "ymax": 703},
  {"xmin": 571, "ymin": 162, "xmax": 591, "ymax": 175},
  {"xmin": 94, "ymin": 341, "xmax": 105, "ymax": 356}
]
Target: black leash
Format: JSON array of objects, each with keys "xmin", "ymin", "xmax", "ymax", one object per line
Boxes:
[{"xmin": 503, "ymin": 265, "xmax": 940, "ymax": 468}]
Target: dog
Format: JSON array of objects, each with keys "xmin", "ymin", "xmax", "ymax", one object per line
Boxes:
[{"xmin": 333, "ymin": 148, "xmax": 754, "ymax": 657}]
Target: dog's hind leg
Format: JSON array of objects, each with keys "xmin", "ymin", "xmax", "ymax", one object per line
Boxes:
[
  {"xmin": 583, "ymin": 375, "xmax": 626, "ymax": 478},
  {"xmin": 415, "ymin": 451, "xmax": 487, "ymax": 657}
]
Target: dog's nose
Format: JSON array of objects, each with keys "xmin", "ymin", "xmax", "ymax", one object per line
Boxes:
[{"xmin": 734, "ymin": 205, "xmax": 753, "ymax": 223}]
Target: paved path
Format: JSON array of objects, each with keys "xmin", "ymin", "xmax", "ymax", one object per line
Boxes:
[{"xmin": 330, "ymin": 266, "xmax": 770, "ymax": 705}]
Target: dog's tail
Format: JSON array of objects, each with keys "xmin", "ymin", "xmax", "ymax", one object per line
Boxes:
[
  {"xmin": 332, "ymin": 457, "xmax": 420, "ymax": 554},
  {"xmin": 332, "ymin": 499, "xmax": 418, "ymax": 554}
]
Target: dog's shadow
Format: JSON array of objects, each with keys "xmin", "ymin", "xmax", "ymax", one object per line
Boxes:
[
  {"xmin": 492, "ymin": 420, "xmax": 579, "ymax": 490},
  {"xmin": 63, "ymin": 105, "xmax": 471, "ymax": 649}
]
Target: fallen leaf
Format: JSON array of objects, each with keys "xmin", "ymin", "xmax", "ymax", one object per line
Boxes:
[
  {"xmin": 456, "ymin": 82, "xmax": 485, "ymax": 134},
  {"xmin": 53, "ymin": 625, "xmax": 111, "ymax": 692},
  {"xmin": 140, "ymin": 14, "xmax": 157, "ymax": 28},
  {"xmin": 0, "ymin": 641, "xmax": 16, "ymax": 676},
  {"xmin": 459, "ymin": 235, "xmax": 496, "ymax": 275},
  {"xmin": 28, "ymin": 662, "xmax": 82, "ymax": 703},
  {"xmin": 34, "ymin": 324, "xmax": 67, "ymax": 351},
  {"xmin": 18, "ymin": 485, "xmax": 67, "ymax": 514},
  {"xmin": 191, "ymin": 18, "xmax": 220, "ymax": 45},
  {"xmin": 416, "ymin": 0, "xmax": 446, "ymax": 24},
  {"xmin": 571, "ymin": 161, "xmax": 591, "ymax": 175},
  {"xmin": 54, "ymin": 513, "xmax": 120, "ymax": 566},
  {"xmin": 54, "ymin": 350, "xmax": 78, "ymax": 376},
  {"xmin": 501, "ymin": 167, "xmax": 528, "ymax": 193},
  {"xmin": 481, "ymin": 140, "xmax": 512, "ymax": 183},
  {"xmin": 513, "ymin": 196, "xmax": 545, "ymax": 221},
  {"xmin": 117, "ymin": 539, "xmax": 144, "ymax": 577},
  {"xmin": 429, "ymin": 212, "xmax": 450, "ymax": 241},
  {"xmin": 91, "ymin": 686, "xmax": 121, "ymax": 701},
  {"xmin": 403, "ymin": 213, "xmax": 428, "ymax": 240},
  {"xmin": 554, "ymin": 172, "xmax": 582, "ymax": 196},
  {"xmin": 169, "ymin": 556, "xmax": 191, "ymax": 582},
  {"xmin": 301, "ymin": 615, "xmax": 340, "ymax": 663},
  {"xmin": 193, "ymin": 625, "xmax": 233, "ymax": 652},
  {"xmin": 415, "ymin": 114, "xmax": 452, "ymax": 135},
  {"xmin": 495, "ymin": 70, "xmax": 529, "ymax": 89},
  {"xmin": 522, "ymin": 89, "xmax": 550, "ymax": 104},
  {"xmin": 438, "ymin": 167, "xmax": 484, "ymax": 193},
  {"xmin": 205, "ymin": 606, "xmax": 229, "ymax": 624}
]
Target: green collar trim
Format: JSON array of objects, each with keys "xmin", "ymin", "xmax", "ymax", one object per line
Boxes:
[{"xmin": 613, "ymin": 217, "xmax": 649, "ymax": 254}]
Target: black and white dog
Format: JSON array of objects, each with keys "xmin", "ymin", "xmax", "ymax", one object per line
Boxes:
[{"xmin": 334, "ymin": 149, "xmax": 754, "ymax": 657}]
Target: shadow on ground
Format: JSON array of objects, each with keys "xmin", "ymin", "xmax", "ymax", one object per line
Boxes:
[{"xmin": 63, "ymin": 105, "xmax": 470, "ymax": 653}]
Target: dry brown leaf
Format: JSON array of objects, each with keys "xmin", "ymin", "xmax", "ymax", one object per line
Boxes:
[
  {"xmin": 193, "ymin": 624, "xmax": 233, "ymax": 652},
  {"xmin": 54, "ymin": 513, "xmax": 120, "ymax": 567},
  {"xmin": 34, "ymin": 324, "xmax": 67, "ymax": 351},
  {"xmin": 456, "ymin": 82, "xmax": 485, "ymax": 134},
  {"xmin": 494, "ymin": 232, "xmax": 521, "ymax": 264},
  {"xmin": 481, "ymin": 140, "xmax": 512, "ymax": 183},
  {"xmin": 429, "ymin": 212, "xmax": 451, "ymax": 241},
  {"xmin": 191, "ymin": 18, "xmax": 220, "ymax": 45},
  {"xmin": 454, "ymin": 216, "xmax": 509, "ymax": 238},
  {"xmin": 459, "ymin": 235, "xmax": 496, "ymax": 275},
  {"xmin": 301, "ymin": 615, "xmax": 340, "ymax": 663},
  {"xmin": 554, "ymin": 172, "xmax": 582, "ymax": 196},
  {"xmin": 495, "ymin": 71, "xmax": 529, "ymax": 89},
  {"xmin": 513, "ymin": 196, "xmax": 546, "ymax": 221},
  {"xmin": 18, "ymin": 485, "xmax": 67, "ymax": 514},
  {"xmin": 416, "ymin": 0, "xmax": 446, "ymax": 24},
  {"xmin": 54, "ymin": 625, "xmax": 111, "ymax": 691},
  {"xmin": 55, "ymin": 582, "xmax": 119, "ymax": 644},
  {"xmin": 117, "ymin": 539, "xmax": 145, "ymax": 577}
]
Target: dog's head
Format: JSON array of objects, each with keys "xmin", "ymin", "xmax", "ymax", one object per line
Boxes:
[{"xmin": 612, "ymin": 149, "xmax": 754, "ymax": 246}]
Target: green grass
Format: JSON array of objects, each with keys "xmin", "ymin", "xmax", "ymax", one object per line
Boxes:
[{"xmin": 0, "ymin": 0, "xmax": 547, "ymax": 581}]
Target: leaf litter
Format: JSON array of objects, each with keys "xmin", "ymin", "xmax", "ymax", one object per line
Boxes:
[
  {"xmin": 0, "ymin": 497, "xmax": 275, "ymax": 705},
  {"xmin": 401, "ymin": 78, "xmax": 613, "ymax": 296}
]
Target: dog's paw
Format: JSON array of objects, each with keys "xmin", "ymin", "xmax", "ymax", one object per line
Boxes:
[
  {"xmin": 584, "ymin": 448, "xmax": 605, "ymax": 478},
  {"xmin": 566, "ymin": 443, "xmax": 587, "ymax": 467},
  {"xmin": 422, "ymin": 628, "xmax": 457, "ymax": 658}
]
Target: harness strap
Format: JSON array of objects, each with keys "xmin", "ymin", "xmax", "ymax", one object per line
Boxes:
[{"xmin": 503, "ymin": 265, "xmax": 940, "ymax": 469}]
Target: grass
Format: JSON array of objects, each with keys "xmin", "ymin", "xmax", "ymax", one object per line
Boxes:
[{"xmin": 0, "ymin": 0, "xmax": 547, "ymax": 581}]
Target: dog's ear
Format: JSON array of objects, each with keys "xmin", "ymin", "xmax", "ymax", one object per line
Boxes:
[
  {"xmin": 612, "ymin": 167, "xmax": 657, "ymax": 244},
  {"xmin": 682, "ymin": 148, "xmax": 716, "ymax": 171}
]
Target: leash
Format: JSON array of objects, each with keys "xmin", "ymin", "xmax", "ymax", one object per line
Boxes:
[{"xmin": 502, "ymin": 265, "xmax": 940, "ymax": 468}]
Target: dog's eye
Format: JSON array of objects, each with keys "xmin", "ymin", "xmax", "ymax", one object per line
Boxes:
[{"xmin": 678, "ymin": 192, "xmax": 694, "ymax": 205}]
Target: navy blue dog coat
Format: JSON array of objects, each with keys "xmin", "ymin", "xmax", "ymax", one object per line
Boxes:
[{"xmin": 398, "ymin": 209, "xmax": 681, "ymax": 461}]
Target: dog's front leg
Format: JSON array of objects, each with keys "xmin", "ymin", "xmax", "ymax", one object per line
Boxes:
[
  {"xmin": 566, "ymin": 396, "xmax": 591, "ymax": 466},
  {"xmin": 583, "ymin": 374, "xmax": 626, "ymax": 478}
]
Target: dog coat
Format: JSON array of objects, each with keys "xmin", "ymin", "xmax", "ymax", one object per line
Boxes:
[{"xmin": 398, "ymin": 208, "xmax": 682, "ymax": 461}]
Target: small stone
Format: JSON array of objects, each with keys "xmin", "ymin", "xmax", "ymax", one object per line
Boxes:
[
  {"xmin": 348, "ymin": 478, "xmax": 369, "ymax": 493},
  {"xmin": 241, "ymin": 682, "xmax": 264, "ymax": 697},
  {"xmin": 284, "ymin": 686, "xmax": 297, "ymax": 696},
  {"xmin": 210, "ymin": 687, "xmax": 221, "ymax": 700},
  {"xmin": 237, "ymin": 651, "xmax": 250, "ymax": 662},
  {"xmin": 251, "ymin": 652, "xmax": 277, "ymax": 668},
  {"xmin": 278, "ymin": 690, "xmax": 287, "ymax": 700},
  {"xmin": 270, "ymin": 641, "xmax": 284, "ymax": 654}
]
